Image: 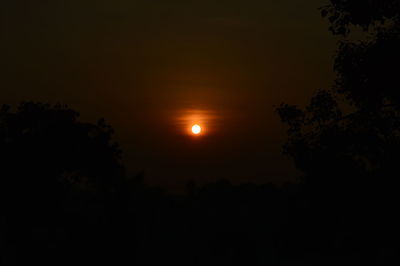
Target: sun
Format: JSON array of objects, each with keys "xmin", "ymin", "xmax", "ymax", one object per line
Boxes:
[{"xmin": 191, "ymin": 124, "xmax": 202, "ymax": 135}]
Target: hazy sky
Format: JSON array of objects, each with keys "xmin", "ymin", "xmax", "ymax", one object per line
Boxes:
[{"xmin": 1, "ymin": 0, "xmax": 337, "ymax": 190}]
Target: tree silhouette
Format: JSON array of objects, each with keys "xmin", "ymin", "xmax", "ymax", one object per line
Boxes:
[
  {"xmin": 1, "ymin": 102, "xmax": 124, "ymax": 199},
  {"xmin": 277, "ymin": 0, "xmax": 400, "ymax": 190},
  {"xmin": 277, "ymin": 1, "xmax": 400, "ymax": 263},
  {"xmin": 1, "ymin": 102, "xmax": 125, "ymax": 265},
  {"xmin": 320, "ymin": 0, "xmax": 400, "ymax": 36}
]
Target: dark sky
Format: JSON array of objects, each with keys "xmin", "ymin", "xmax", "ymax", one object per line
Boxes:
[{"xmin": 1, "ymin": 0, "xmax": 336, "ymax": 191}]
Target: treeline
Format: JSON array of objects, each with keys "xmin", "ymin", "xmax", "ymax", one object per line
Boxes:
[{"xmin": 0, "ymin": 102, "xmax": 397, "ymax": 265}]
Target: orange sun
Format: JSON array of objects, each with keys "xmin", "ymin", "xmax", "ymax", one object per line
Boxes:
[{"xmin": 191, "ymin": 124, "xmax": 202, "ymax": 135}]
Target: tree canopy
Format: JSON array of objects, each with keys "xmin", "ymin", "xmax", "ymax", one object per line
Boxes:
[
  {"xmin": 0, "ymin": 102, "xmax": 125, "ymax": 213},
  {"xmin": 277, "ymin": 0, "xmax": 400, "ymax": 191}
]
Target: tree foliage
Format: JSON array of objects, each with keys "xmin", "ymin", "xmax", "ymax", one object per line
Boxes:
[
  {"xmin": 320, "ymin": 0, "xmax": 400, "ymax": 36},
  {"xmin": 0, "ymin": 102, "xmax": 125, "ymax": 212},
  {"xmin": 277, "ymin": 0, "xmax": 400, "ymax": 189}
]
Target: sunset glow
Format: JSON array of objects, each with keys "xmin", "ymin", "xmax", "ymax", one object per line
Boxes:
[
  {"xmin": 191, "ymin": 124, "xmax": 202, "ymax": 135},
  {"xmin": 171, "ymin": 108, "xmax": 220, "ymax": 136}
]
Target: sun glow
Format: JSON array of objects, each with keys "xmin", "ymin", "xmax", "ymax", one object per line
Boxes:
[
  {"xmin": 192, "ymin": 124, "xmax": 202, "ymax": 135},
  {"xmin": 173, "ymin": 108, "xmax": 219, "ymax": 137}
]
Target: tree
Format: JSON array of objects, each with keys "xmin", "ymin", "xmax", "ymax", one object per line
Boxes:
[
  {"xmin": 0, "ymin": 102, "xmax": 125, "ymax": 215},
  {"xmin": 277, "ymin": 0, "xmax": 400, "ymax": 191},
  {"xmin": 277, "ymin": 3, "xmax": 400, "ymax": 261},
  {"xmin": 0, "ymin": 102, "xmax": 130, "ymax": 265}
]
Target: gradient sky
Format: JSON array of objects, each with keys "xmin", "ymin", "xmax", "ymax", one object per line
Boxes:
[{"xmin": 1, "ymin": 0, "xmax": 337, "ymax": 191}]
